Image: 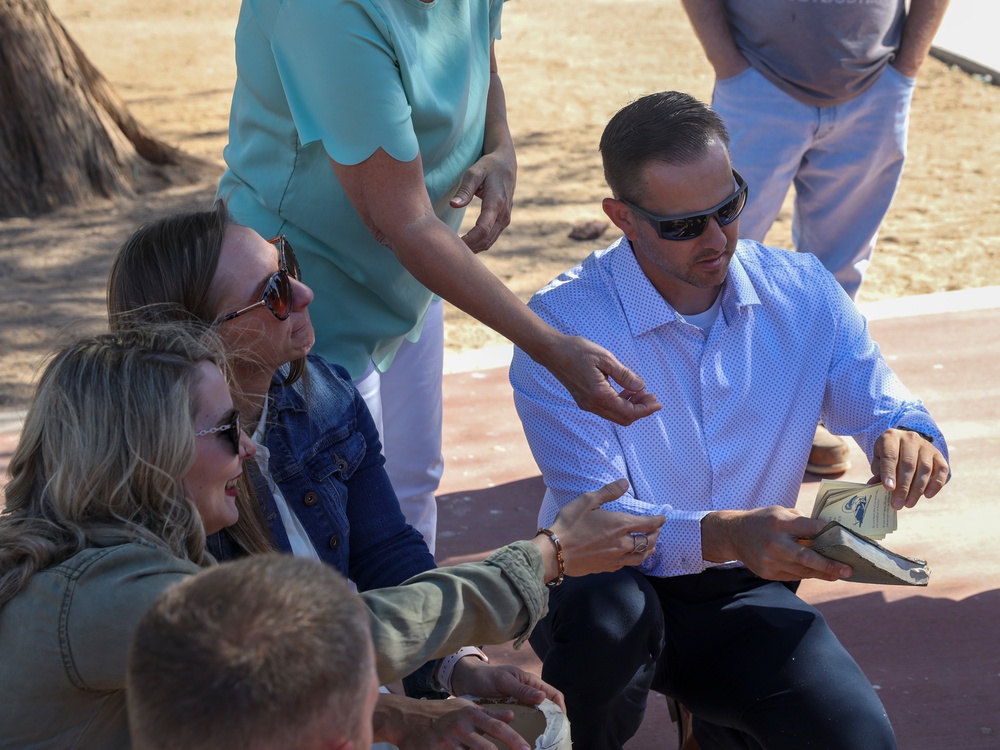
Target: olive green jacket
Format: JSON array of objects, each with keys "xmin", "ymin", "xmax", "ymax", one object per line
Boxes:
[{"xmin": 0, "ymin": 539, "xmax": 548, "ymax": 749}]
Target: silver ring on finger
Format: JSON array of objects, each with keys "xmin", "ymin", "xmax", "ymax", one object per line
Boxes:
[{"xmin": 632, "ymin": 532, "xmax": 649, "ymax": 554}]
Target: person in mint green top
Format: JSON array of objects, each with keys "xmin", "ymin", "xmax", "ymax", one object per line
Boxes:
[
  {"xmin": 217, "ymin": 0, "xmax": 663, "ymax": 552},
  {"xmin": 220, "ymin": 0, "xmax": 502, "ymax": 376}
]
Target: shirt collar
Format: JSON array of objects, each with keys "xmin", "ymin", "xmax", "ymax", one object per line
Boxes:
[
  {"xmin": 721, "ymin": 246, "xmax": 761, "ymax": 323},
  {"xmin": 609, "ymin": 237, "xmax": 760, "ymax": 337}
]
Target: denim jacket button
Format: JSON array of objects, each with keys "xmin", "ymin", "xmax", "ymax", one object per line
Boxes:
[
  {"xmin": 334, "ymin": 456, "xmax": 349, "ymax": 473},
  {"xmin": 303, "ymin": 491, "xmax": 319, "ymax": 507},
  {"xmin": 328, "ymin": 535, "xmax": 341, "ymax": 550}
]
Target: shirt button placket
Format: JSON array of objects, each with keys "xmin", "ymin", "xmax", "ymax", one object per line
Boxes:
[{"xmin": 702, "ymin": 342, "xmax": 726, "ymax": 507}]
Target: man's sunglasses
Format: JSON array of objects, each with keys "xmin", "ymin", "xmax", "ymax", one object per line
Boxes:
[
  {"xmin": 195, "ymin": 411, "xmax": 242, "ymax": 454},
  {"xmin": 219, "ymin": 236, "xmax": 302, "ymax": 323},
  {"xmin": 621, "ymin": 170, "xmax": 748, "ymax": 241}
]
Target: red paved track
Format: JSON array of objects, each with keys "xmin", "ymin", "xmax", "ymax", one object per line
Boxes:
[{"xmin": 435, "ymin": 298, "xmax": 1000, "ymax": 750}]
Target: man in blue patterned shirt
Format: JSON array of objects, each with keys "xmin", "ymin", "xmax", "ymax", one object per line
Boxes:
[{"xmin": 510, "ymin": 91, "xmax": 950, "ymax": 750}]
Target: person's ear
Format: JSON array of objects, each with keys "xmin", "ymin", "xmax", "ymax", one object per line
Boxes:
[{"xmin": 603, "ymin": 197, "xmax": 640, "ymax": 241}]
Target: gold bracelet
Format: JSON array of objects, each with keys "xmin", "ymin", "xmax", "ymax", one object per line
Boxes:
[{"xmin": 536, "ymin": 527, "xmax": 565, "ymax": 587}]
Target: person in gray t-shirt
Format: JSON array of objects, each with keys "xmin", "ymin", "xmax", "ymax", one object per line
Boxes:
[{"xmin": 682, "ymin": 0, "xmax": 949, "ymax": 477}]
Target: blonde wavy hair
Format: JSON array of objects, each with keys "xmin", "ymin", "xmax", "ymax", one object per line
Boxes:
[{"xmin": 0, "ymin": 325, "xmax": 224, "ymax": 606}]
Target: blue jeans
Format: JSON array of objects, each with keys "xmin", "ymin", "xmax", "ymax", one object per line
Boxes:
[
  {"xmin": 529, "ymin": 567, "xmax": 895, "ymax": 750},
  {"xmin": 712, "ymin": 65, "xmax": 915, "ymax": 300}
]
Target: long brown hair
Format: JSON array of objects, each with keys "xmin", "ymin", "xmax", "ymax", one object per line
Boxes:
[{"xmin": 107, "ymin": 200, "xmax": 306, "ymax": 385}]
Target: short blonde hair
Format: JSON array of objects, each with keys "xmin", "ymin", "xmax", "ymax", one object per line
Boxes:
[
  {"xmin": 128, "ymin": 554, "xmax": 374, "ymax": 750},
  {"xmin": 0, "ymin": 324, "xmax": 224, "ymax": 605}
]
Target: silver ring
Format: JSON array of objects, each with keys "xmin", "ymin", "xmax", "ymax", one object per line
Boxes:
[{"xmin": 633, "ymin": 533, "xmax": 649, "ymax": 554}]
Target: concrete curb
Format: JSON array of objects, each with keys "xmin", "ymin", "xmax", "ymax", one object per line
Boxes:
[
  {"xmin": 2, "ymin": 285, "xmax": 999, "ymax": 435},
  {"xmin": 441, "ymin": 284, "xmax": 1000, "ymax": 374},
  {"xmin": 931, "ymin": 46, "xmax": 999, "ymax": 84},
  {"xmin": 857, "ymin": 284, "xmax": 1000, "ymax": 321},
  {"xmin": 930, "ymin": 0, "xmax": 1000, "ymax": 85}
]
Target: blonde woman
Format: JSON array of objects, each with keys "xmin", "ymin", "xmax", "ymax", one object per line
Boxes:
[
  {"xmin": 0, "ymin": 326, "xmax": 251, "ymax": 748},
  {"xmin": 0, "ymin": 325, "xmax": 664, "ymax": 749}
]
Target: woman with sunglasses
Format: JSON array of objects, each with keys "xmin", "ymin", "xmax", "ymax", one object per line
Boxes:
[
  {"xmin": 108, "ymin": 204, "xmax": 441, "ymax": 597},
  {"xmin": 106, "ymin": 204, "xmax": 665, "ymax": 746},
  {"xmin": 0, "ymin": 325, "xmax": 254, "ymax": 747},
  {"xmin": 0, "ymin": 324, "xmax": 660, "ymax": 749},
  {"xmin": 108, "ymin": 205, "xmax": 442, "ymax": 630}
]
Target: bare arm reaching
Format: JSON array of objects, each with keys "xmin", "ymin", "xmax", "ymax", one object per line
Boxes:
[
  {"xmin": 680, "ymin": 0, "xmax": 750, "ymax": 79},
  {"xmin": 893, "ymin": 0, "xmax": 951, "ymax": 77},
  {"xmin": 329, "ymin": 145, "xmax": 661, "ymax": 426}
]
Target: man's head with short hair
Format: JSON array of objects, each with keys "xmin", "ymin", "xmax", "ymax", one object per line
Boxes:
[
  {"xmin": 127, "ymin": 554, "xmax": 378, "ymax": 750},
  {"xmin": 599, "ymin": 90, "xmax": 730, "ymax": 204},
  {"xmin": 598, "ymin": 92, "xmax": 741, "ymax": 315}
]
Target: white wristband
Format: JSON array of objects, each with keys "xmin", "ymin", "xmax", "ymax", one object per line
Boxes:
[{"xmin": 434, "ymin": 646, "xmax": 489, "ymax": 695}]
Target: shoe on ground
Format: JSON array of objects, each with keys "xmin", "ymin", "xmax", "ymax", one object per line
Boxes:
[
  {"xmin": 806, "ymin": 422, "xmax": 851, "ymax": 476},
  {"xmin": 667, "ymin": 698, "xmax": 701, "ymax": 750}
]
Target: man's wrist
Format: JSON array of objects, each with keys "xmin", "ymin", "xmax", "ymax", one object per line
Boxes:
[
  {"xmin": 372, "ymin": 693, "xmax": 408, "ymax": 745},
  {"xmin": 712, "ymin": 55, "xmax": 751, "ymax": 80},
  {"xmin": 700, "ymin": 510, "xmax": 738, "ymax": 563},
  {"xmin": 890, "ymin": 58, "xmax": 921, "ymax": 78},
  {"xmin": 896, "ymin": 425, "xmax": 935, "ymax": 443}
]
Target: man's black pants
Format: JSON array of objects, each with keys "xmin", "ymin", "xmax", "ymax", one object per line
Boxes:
[{"xmin": 528, "ymin": 567, "xmax": 896, "ymax": 750}]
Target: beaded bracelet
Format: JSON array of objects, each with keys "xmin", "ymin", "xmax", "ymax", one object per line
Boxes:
[{"xmin": 536, "ymin": 527, "xmax": 565, "ymax": 587}]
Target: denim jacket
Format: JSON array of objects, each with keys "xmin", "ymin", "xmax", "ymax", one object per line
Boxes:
[
  {"xmin": 208, "ymin": 355, "xmax": 443, "ymax": 695},
  {"xmin": 252, "ymin": 355, "xmax": 436, "ymax": 588}
]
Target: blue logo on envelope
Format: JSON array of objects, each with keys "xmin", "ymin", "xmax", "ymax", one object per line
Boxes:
[{"xmin": 842, "ymin": 494, "xmax": 869, "ymax": 528}]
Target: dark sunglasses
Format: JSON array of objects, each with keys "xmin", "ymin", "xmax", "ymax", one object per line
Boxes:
[
  {"xmin": 195, "ymin": 411, "xmax": 242, "ymax": 454},
  {"xmin": 621, "ymin": 170, "xmax": 748, "ymax": 241},
  {"xmin": 219, "ymin": 236, "xmax": 302, "ymax": 323}
]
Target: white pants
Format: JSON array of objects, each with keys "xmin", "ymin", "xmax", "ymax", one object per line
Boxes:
[
  {"xmin": 355, "ymin": 299, "xmax": 444, "ymax": 555},
  {"xmin": 712, "ymin": 65, "xmax": 914, "ymax": 300}
]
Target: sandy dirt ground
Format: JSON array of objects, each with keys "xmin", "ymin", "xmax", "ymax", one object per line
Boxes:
[{"xmin": 2, "ymin": 0, "xmax": 999, "ymax": 408}]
